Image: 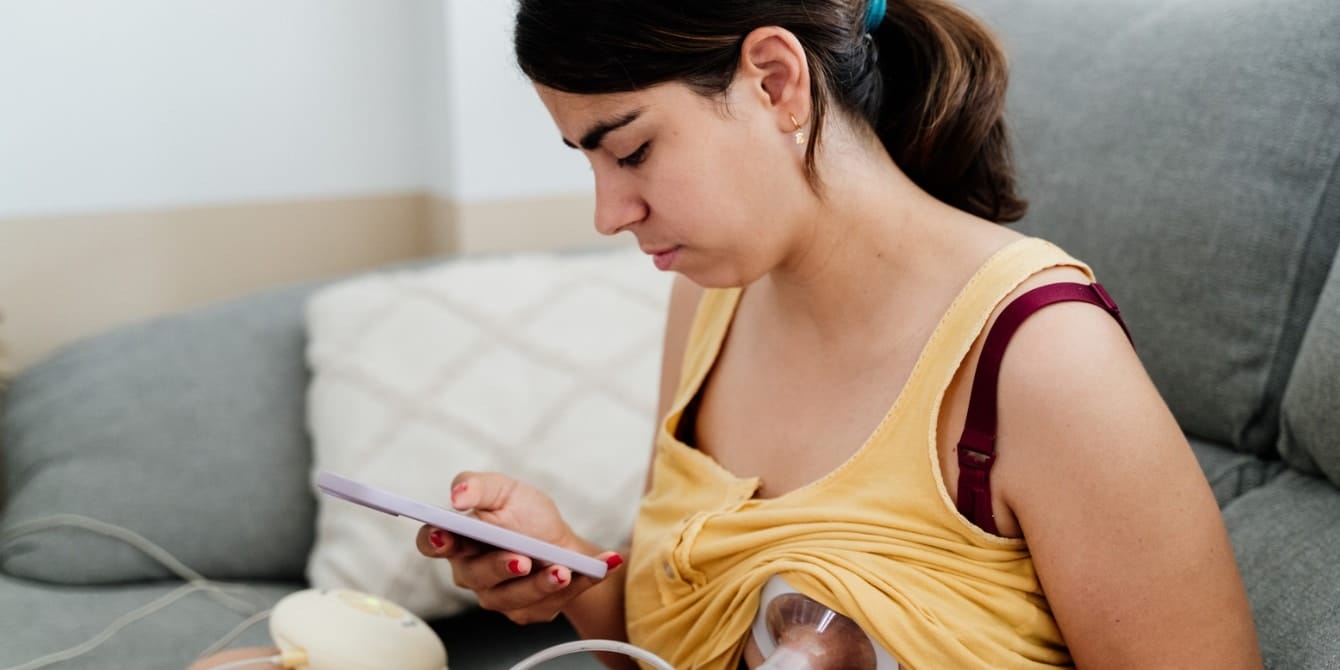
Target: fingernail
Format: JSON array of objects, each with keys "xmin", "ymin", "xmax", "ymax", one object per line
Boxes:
[
  {"xmin": 508, "ymin": 559, "xmax": 525, "ymax": 576},
  {"xmin": 451, "ymin": 483, "xmax": 468, "ymax": 503},
  {"xmin": 549, "ymin": 568, "xmax": 568, "ymax": 586},
  {"xmin": 429, "ymin": 530, "xmax": 445, "ymax": 548},
  {"xmin": 605, "ymin": 554, "xmax": 624, "ymax": 570}
]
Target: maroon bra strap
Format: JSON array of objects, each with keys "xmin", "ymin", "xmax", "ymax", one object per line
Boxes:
[{"xmin": 956, "ymin": 282, "xmax": 1132, "ymax": 535}]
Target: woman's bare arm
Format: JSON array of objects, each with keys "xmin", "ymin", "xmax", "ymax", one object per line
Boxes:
[{"xmin": 995, "ymin": 301, "xmax": 1261, "ymax": 668}]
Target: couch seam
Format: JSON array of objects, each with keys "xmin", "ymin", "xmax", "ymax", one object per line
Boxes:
[{"xmin": 1242, "ymin": 139, "xmax": 1340, "ymax": 454}]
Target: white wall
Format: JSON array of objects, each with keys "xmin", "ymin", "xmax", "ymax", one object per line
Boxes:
[
  {"xmin": 0, "ymin": 0, "xmax": 595, "ymax": 219},
  {"xmin": 0, "ymin": 0, "xmax": 435, "ymax": 218},
  {"xmin": 438, "ymin": 0, "xmax": 592, "ymax": 201},
  {"xmin": 0, "ymin": 1, "xmax": 609, "ymax": 371},
  {"xmin": 422, "ymin": 0, "xmax": 455, "ymax": 200}
]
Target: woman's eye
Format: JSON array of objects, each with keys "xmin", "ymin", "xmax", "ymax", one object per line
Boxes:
[{"xmin": 616, "ymin": 142, "xmax": 650, "ymax": 168}]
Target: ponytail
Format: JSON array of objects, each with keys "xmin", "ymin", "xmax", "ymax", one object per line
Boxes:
[{"xmin": 865, "ymin": 0, "xmax": 1025, "ymax": 222}]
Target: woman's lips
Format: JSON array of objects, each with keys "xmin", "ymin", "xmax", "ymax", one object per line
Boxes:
[{"xmin": 649, "ymin": 246, "xmax": 680, "ymax": 271}]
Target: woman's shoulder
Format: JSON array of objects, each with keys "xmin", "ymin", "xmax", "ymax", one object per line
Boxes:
[
  {"xmin": 988, "ymin": 261, "xmax": 1135, "ymax": 402},
  {"xmin": 987, "ymin": 261, "xmax": 1163, "ymax": 493}
]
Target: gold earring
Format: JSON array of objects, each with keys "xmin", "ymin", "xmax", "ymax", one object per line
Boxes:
[{"xmin": 790, "ymin": 114, "xmax": 805, "ymax": 145}]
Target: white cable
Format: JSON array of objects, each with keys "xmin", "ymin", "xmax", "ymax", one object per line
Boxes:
[
  {"xmin": 206, "ymin": 655, "xmax": 285, "ymax": 670},
  {"xmin": 0, "ymin": 514, "xmax": 262, "ymax": 613},
  {"xmin": 3, "ymin": 514, "xmax": 211, "ymax": 582},
  {"xmin": 196, "ymin": 608, "xmax": 274, "ymax": 658},
  {"xmin": 0, "ymin": 515, "xmax": 273, "ymax": 669},
  {"xmin": 508, "ymin": 640, "xmax": 675, "ymax": 670},
  {"xmin": 0, "ymin": 583, "xmax": 207, "ymax": 670}
]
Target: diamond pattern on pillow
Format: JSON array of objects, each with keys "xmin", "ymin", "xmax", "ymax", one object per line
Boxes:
[{"xmin": 303, "ymin": 247, "xmax": 671, "ymax": 619}]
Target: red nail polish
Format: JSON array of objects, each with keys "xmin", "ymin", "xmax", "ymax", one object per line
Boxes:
[
  {"xmin": 550, "ymin": 568, "xmax": 567, "ymax": 586},
  {"xmin": 508, "ymin": 559, "xmax": 524, "ymax": 575},
  {"xmin": 605, "ymin": 554, "xmax": 624, "ymax": 570},
  {"xmin": 429, "ymin": 530, "xmax": 445, "ymax": 548}
]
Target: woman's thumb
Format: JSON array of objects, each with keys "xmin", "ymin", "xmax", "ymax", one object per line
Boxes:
[{"xmin": 448, "ymin": 471, "xmax": 514, "ymax": 511}]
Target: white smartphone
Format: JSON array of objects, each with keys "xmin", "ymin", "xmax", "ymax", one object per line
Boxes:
[{"xmin": 315, "ymin": 471, "xmax": 608, "ymax": 579}]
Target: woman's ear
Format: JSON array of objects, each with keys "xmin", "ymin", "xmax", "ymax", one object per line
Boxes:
[{"xmin": 737, "ymin": 27, "xmax": 812, "ymax": 136}]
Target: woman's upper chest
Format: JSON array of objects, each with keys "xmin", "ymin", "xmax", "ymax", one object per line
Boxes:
[{"xmin": 686, "ymin": 302, "xmax": 948, "ymax": 500}]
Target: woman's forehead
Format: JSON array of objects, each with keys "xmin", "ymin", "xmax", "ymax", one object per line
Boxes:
[
  {"xmin": 536, "ymin": 84, "xmax": 689, "ymax": 143},
  {"xmin": 537, "ymin": 84, "xmax": 671, "ymax": 117}
]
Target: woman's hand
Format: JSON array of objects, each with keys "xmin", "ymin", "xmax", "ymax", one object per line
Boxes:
[{"xmin": 414, "ymin": 471, "xmax": 623, "ymax": 625}]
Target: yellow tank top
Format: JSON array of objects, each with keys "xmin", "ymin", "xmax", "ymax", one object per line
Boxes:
[{"xmin": 625, "ymin": 237, "xmax": 1093, "ymax": 669}]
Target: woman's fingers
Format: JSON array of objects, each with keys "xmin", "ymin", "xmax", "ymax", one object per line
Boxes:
[
  {"xmin": 447, "ymin": 471, "xmax": 517, "ymax": 512},
  {"xmin": 477, "ymin": 564, "xmax": 577, "ymax": 622},
  {"xmin": 450, "ymin": 549, "xmax": 535, "ymax": 590},
  {"xmin": 414, "ymin": 524, "xmax": 490, "ymax": 559},
  {"xmin": 415, "ymin": 524, "xmax": 455, "ymax": 558},
  {"xmin": 478, "ymin": 551, "xmax": 625, "ymax": 623}
]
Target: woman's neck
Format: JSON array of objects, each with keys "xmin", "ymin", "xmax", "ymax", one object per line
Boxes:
[{"xmin": 753, "ymin": 145, "xmax": 1006, "ymax": 349}]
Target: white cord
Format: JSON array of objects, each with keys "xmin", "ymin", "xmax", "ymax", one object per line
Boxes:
[
  {"xmin": 207, "ymin": 654, "xmax": 285, "ymax": 670},
  {"xmin": 196, "ymin": 608, "xmax": 274, "ymax": 658},
  {"xmin": 0, "ymin": 514, "xmax": 274, "ymax": 670},
  {"xmin": 0, "ymin": 514, "xmax": 263, "ymax": 613},
  {"xmin": 0, "ymin": 583, "xmax": 208, "ymax": 670},
  {"xmin": 508, "ymin": 640, "xmax": 675, "ymax": 670}
]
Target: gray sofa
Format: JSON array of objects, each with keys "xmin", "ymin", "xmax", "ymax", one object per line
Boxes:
[{"xmin": 2, "ymin": 0, "xmax": 1337, "ymax": 668}]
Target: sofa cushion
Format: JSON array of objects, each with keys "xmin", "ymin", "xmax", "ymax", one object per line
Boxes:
[
  {"xmin": 0, "ymin": 284, "xmax": 319, "ymax": 584},
  {"xmin": 1188, "ymin": 437, "xmax": 1286, "ymax": 509},
  {"xmin": 1223, "ymin": 470, "xmax": 1340, "ymax": 669},
  {"xmin": 1279, "ymin": 254, "xmax": 1340, "ymax": 486},
  {"xmin": 0, "ymin": 574, "xmax": 297, "ymax": 670},
  {"xmin": 961, "ymin": 0, "xmax": 1340, "ymax": 455}
]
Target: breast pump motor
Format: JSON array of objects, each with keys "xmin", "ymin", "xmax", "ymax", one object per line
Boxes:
[
  {"xmin": 751, "ymin": 576, "xmax": 901, "ymax": 670},
  {"xmin": 267, "ymin": 588, "xmax": 446, "ymax": 670}
]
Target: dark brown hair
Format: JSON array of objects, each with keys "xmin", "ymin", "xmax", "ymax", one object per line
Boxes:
[{"xmin": 515, "ymin": 0, "xmax": 1026, "ymax": 223}]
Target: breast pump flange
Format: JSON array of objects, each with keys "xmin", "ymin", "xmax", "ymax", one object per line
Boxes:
[{"xmin": 751, "ymin": 576, "xmax": 902, "ymax": 670}]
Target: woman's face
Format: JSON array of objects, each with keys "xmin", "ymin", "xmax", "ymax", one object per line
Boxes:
[{"xmin": 536, "ymin": 80, "xmax": 811, "ymax": 288}]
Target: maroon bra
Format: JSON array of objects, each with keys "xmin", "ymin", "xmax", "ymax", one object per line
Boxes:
[{"xmin": 955, "ymin": 282, "xmax": 1132, "ymax": 535}]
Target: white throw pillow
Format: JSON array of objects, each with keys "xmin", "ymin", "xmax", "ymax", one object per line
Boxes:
[{"xmin": 304, "ymin": 247, "xmax": 672, "ymax": 619}]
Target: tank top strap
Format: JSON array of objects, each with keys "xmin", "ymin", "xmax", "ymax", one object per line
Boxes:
[
  {"xmin": 670, "ymin": 287, "xmax": 743, "ymax": 412},
  {"xmin": 913, "ymin": 238, "xmax": 1095, "ymax": 393},
  {"xmin": 956, "ymin": 281, "xmax": 1132, "ymax": 534}
]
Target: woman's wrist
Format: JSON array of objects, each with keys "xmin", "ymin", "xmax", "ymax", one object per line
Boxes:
[{"xmin": 561, "ymin": 544, "xmax": 630, "ymax": 633}]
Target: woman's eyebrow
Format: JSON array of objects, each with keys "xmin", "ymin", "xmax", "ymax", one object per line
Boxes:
[{"xmin": 562, "ymin": 109, "xmax": 644, "ymax": 150}]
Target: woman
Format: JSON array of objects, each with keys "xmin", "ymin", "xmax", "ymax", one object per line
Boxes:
[{"xmin": 418, "ymin": 1, "xmax": 1261, "ymax": 668}]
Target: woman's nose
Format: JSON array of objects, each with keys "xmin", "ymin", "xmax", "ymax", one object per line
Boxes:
[{"xmin": 593, "ymin": 172, "xmax": 647, "ymax": 236}]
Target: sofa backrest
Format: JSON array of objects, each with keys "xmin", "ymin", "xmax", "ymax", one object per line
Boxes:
[
  {"xmin": 960, "ymin": 0, "xmax": 1340, "ymax": 456},
  {"xmin": 0, "ymin": 282, "xmax": 321, "ymax": 584}
]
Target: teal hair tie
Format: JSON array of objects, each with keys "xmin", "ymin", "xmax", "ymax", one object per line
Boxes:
[{"xmin": 863, "ymin": 0, "xmax": 886, "ymax": 32}]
